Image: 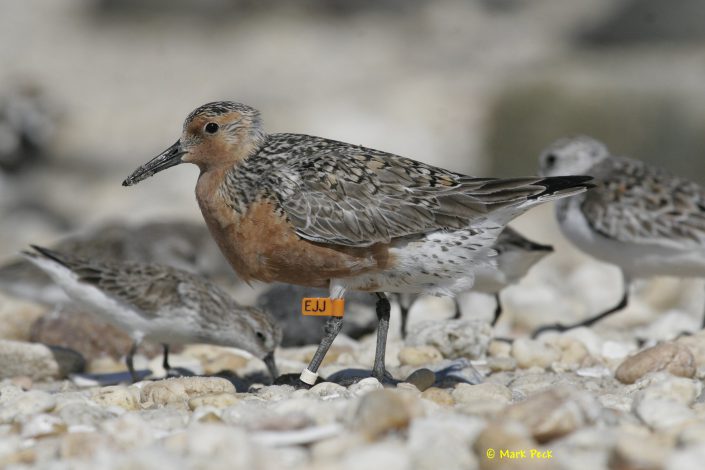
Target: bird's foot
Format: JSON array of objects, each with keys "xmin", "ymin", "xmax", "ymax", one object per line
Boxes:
[
  {"xmin": 273, "ymin": 373, "xmax": 322, "ymax": 389},
  {"xmin": 531, "ymin": 323, "xmax": 569, "ymax": 339},
  {"xmin": 373, "ymin": 368, "xmax": 398, "ymax": 387}
]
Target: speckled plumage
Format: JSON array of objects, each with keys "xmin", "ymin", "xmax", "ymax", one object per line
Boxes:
[
  {"xmin": 123, "ymin": 101, "xmax": 592, "ymax": 383},
  {"xmin": 222, "ymin": 132, "xmax": 590, "ymax": 248},
  {"xmin": 23, "ymin": 245, "xmax": 281, "ymax": 379},
  {"xmin": 542, "ymin": 136, "xmax": 705, "ymax": 279},
  {"xmin": 395, "ymin": 226, "xmax": 553, "ymax": 335},
  {"xmin": 535, "ymin": 135, "xmax": 705, "ymax": 335},
  {"xmin": 0, "ymin": 220, "xmax": 238, "ymax": 304}
]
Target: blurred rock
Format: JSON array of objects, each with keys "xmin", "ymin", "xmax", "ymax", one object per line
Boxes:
[
  {"xmin": 474, "ymin": 421, "xmax": 553, "ymax": 470},
  {"xmin": 353, "ymin": 389, "xmax": 421, "ymax": 439},
  {"xmin": 421, "ymin": 387, "xmax": 454, "ymax": 407},
  {"xmin": 0, "ymin": 339, "xmax": 84, "ymax": 380},
  {"xmin": 0, "ymin": 389, "xmax": 56, "ymax": 424},
  {"xmin": 348, "ymin": 377, "xmax": 383, "ymax": 397},
  {"xmin": 406, "ymin": 319, "xmax": 491, "ymax": 359},
  {"xmin": 0, "ymin": 84, "xmax": 59, "ymax": 173},
  {"xmin": 405, "ymin": 368, "xmax": 436, "ymax": 392},
  {"xmin": 633, "ymin": 374, "xmax": 701, "ymax": 432},
  {"xmin": 407, "ymin": 415, "xmax": 484, "ymax": 470},
  {"xmin": 454, "ymin": 382, "xmax": 512, "ymax": 417},
  {"xmin": 500, "ymin": 386, "xmax": 601, "ymax": 443},
  {"xmin": 615, "ymin": 342, "xmax": 695, "ymax": 385},
  {"xmin": 512, "ymin": 338, "xmax": 560, "ymax": 369},
  {"xmin": 30, "ymin": 307, "xmax": 165, "ymax": 361},
  {"xmin": 91, "ymin": 385, "xmax": 141, "ymax": 410},
  {"xmin": 256, "ymin": 283, "xmax": 377, "ymax": 347},
  {"xmin": 0, "ymin": 294, "xmax": 46, "ymax": 341},
  {"xmin": 610, "ymin": 430, "xmax": 671, "ymax": 470},
  {"xmin": 141, "ymin": 377, "xmax": 236, "ymax": 406},
  {"xmin": 188, "ymin": 392, "xmax": 240, "ymax": 410},
  {"xmin": 398, "ymin": 345, "xmax": 443, "ymax": 366}
]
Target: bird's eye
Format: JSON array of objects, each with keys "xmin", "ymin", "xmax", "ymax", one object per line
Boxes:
[
  {"xmin": 545, "ymin": 154, "xmax": 557, "ymax": 167},
  {"xmin": 205, "ymin": 122, "xmax": 219, "ymax": 134},
  {"xmin": 256, "ymin": 331, "xmax": 266, "ymax": 342}
]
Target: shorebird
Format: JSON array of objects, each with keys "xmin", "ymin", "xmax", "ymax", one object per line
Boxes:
[
  {"xmin": 23, "ymin": 245, "xmax": 281, "ymax": 382},
  {"xmin": 122, "ymin": 101, "xmax": 592, "ymax": 386},
  {"xmin": 395, "ymin": 226, "xmax": 553, "ymax": 337},
  {"xmin": 534, "ymin": 135, "xmax": 705, "ymax": 337},
  {"xmin": 0, "ymin": 220, "xmax": 237, "ymax": 305}
]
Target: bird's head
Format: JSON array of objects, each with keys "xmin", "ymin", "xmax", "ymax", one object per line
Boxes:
[
  {"xmin": 123, "ymin": 101, "xmax": 265, "ymax": 186},
  {"xmin": 538, "ymin": 135, "xmax": 609, "ymax": 177}
]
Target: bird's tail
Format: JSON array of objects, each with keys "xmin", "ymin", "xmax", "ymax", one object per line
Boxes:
[{"xmin": 475, "ymin": 175, "xmax": 593, "ymax": 226}]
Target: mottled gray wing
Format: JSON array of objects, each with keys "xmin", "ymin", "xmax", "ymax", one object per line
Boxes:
[
  {"xmin": 74, "ymin": 262, "xmax": 184, "ymax": 317},
  {"xmin": 264, "ymin": 136, "xmax": 583, "ymax": 247},
  {"xmin": 30, "ymin": 246, "xmax": 184, "ymax": 317},
  {"xmin": 582, "ymin": 156, "xmax": 705, "ymax": 248}
]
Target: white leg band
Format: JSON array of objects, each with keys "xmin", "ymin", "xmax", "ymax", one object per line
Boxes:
[{"xmin": 299, "ymin": 368, "xmax": 318, "ymax": 385}]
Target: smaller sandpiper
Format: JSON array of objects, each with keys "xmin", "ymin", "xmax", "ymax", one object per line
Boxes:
[
  {"xmin": 535, "ymin": 135, "xmax": 705, "ymax": 337},
  {"xmin": 395, "ymin": 226, "xmax": 554, "ymax": 336},
  {"xmin": 23, "ymin": 245, "xmax": 281, "ymax": 382}
]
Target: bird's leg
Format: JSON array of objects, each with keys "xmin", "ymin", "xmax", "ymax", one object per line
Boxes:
[
  {"xmin": 126, "ymin": 340, "xmax": 140, "ymax": 383},
  {"xmin": 452, "ymin": 298, "xmax": 462, "ymax": 320},
  {"xmin": 491, "ymin": 292, "xmax": 502, "ymax": 326},
  {"xmin": 372, "ymin": 293, "xmax": 395, "ymax": 384},
  {"xmin": 400, "ymin": 301, "xmax": 410, "ymax": 339},
  {"xmin": 162, "ymin": 344, "xmax": 170, "ymax": 371},
  {"xmin": 532, "ymin": 276, "xmax": 630, "ymax": 338},
  {"xmin": 701, "ymin": 286, "xmax": 705, "ymax": 329},
  {"xmin": 299, "ymin": 316, "xmax": 344, "ymax": 387}
]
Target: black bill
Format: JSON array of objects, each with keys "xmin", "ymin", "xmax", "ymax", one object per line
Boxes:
[
  {"xmin": 122, "ymin": 140, "xmax": 185, "ymax": 186},
  {"xmin": 263, "ymin": 351, "xmax": 279, "ymax": 380}
]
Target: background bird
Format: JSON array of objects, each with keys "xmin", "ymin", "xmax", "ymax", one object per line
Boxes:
[
  {"xmin": 23, "ymin": 245, "xmax": 281, "ymax": 382},
  {"xmin": 535, "ymin": 135, "xmax": 705, "ymax": 337},
  {"xmin": 0, "ymin": 220, "xmax": 238, "ymax": 305}
]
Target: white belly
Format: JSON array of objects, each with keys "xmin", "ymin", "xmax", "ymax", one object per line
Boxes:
[
  {"xmin": 557, "ymin": 198, "xmax": 705, "ymax": 278},
  {"xmin": 341, "ymin": 226, "xmax": 501, "ymax": 296}
]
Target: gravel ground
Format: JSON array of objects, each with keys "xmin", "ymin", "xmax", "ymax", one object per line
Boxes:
[{"xmin": 2, "ymin": 283, "xmax": 705, "ymax": 470}]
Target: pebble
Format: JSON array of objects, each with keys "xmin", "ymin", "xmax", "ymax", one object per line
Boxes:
[
  {"xmin": 188, "ymin": 392, "xmax": 240, "ymax": 410},
  {"xmin": 500, "ymin": 387, "xmax": 601, "ymax": 443},
  {"xmin": 92, "ymin": 385, "xmax": 141, "ymax": 410},
  {"xmin": 616, "ymin": 342, "xmax": 696, "ymax": 384},
  {"xmin": 308, "ymin": 382, "xmax": 350, "ymax": 399},
  {"xmin": 633, "ymin": 374, "xmax": 701, "ymax": 431},
  {"xmin": 0, "ymin": 339, "xmax": 84, "ymax": 380},
  {"xmin": 453, "ymin": 382, "xmax": 512, "ymax": 416},
  {"xmin": 511, "ymin": 338, "xmax": 560, "ymax": 369},
  {"xmin": 57, "ymin": 402, "xmax": 117, "ymax": 428},
  {"xmin": 256, "ymin": 385, "xmax": 295, "ymax": 401},
  {"xmin": 406, "ymin": 319, "xmax": 491, "ymax": 359},
  {"xmin": 20, "ymin": 413, "xmax": 66, "ymax": 438},
  {"xmin": 611, "ymin": 429, "xmax": 672, "ymax": 470},
  {"xmin": 398, "ymin": 345, "xmax": 443, "ymax": 366},
  {"xmin": 348, "ymin": 377, "xmax": 383, "ymax": 397},
  {"xmin": 141, "ymin": 377, "xmax": 236, "ymax": 406},
  {"xmin": 486, "ymin": 356, "xmax": 517, "ymax": 372},
  {"xmin": 405, "ymin": 368, "xmax": 436, "ymax": 391},
  {"xmin": 0, "ymin": 390, "xmax": 56, "ymax": 423},
  {"xmin": 421, "ymin": 387, "xmax": 454, "ymax": 407},
  {"xmin": 473, "ymin": 421, "xmax": 555, "ymax": 470},
  {"xmin": 353, "ymin": 390, "xmax": 420, "ymax": 439},
  {"xmin": 407, "ymin": 415, "xmax": 484, "ymax": 470}
]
